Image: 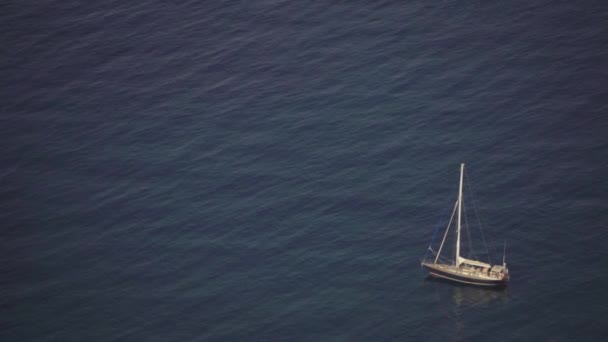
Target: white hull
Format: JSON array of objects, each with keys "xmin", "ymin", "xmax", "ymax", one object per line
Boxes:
[{"xmin": 422, "ymin": 262, "xmax": 508, "ymax": 287}]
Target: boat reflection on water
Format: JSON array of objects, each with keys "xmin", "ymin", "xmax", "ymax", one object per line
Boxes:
[
  {"xmin": 424, "ymin": 276, "xmax": 510, "ymax": 340},
  {"xmin": 425, "ymin": 276, "xmax": 510, "ymax": 307}
]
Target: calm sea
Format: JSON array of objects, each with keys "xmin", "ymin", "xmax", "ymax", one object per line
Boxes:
[{"xmin": 2, "ymin": 1, "xmax": 607, "ymax": 340}]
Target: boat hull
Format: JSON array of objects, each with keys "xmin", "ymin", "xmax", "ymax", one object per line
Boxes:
[{"xmin": 422, "ymin": 263, "xmax": 508, "ymax": 287}]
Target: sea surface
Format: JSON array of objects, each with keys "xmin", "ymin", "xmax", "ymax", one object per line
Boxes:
[{"xmin": 2, "ymin": 1, "xmax": 608, "ymax": 341}]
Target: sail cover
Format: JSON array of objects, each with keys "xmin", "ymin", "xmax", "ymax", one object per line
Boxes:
[{"xmin": 458, "ymin": 256, "xmax": 491, "ymax": 268}]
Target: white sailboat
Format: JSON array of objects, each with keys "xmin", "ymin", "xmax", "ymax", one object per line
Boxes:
[{"xmin": 421, "ymin": 163, "xmax": 509, "ymax": 287}]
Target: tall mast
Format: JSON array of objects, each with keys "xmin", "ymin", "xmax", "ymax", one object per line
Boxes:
[{"xmin": 456, "ymin": 163, "xmax": 464, "ymax": 266}]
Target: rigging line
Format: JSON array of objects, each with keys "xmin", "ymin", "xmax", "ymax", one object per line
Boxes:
[
  {"xmin": 423, "ymin": 199, "xmax": 452, "ymax": 261},
  {"xmin": 463, "ymin": 202, "xmax": 476, "ymax": 260},
  {"xmin": 428, "ymin": 245, "xmax": 452, "ymax": 264},
  {"xmin": 464, "ymin": 169, "xmax": 492, "ymax": 262},
  {"xmin": 428, "ymin": 247, "xmax": 453, "ymax": 265},
  {"xmin": 436, "ymin": 254, "xmax": 452, "ymax": 264},
  {"xmin": 435, "ymin": 200, "xmax": 458, "ymax": 264},
  {"xmin": 464, "ymin": 168, "xmax": 496, "ymax": 263}
]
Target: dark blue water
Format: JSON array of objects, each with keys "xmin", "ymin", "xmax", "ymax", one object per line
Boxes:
[{"xmin": 3, "ymin": 1, "xmax": 608, "ymax": 340}]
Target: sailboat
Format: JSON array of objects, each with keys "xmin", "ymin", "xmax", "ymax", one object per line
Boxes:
[{"xmin": 421, "ymin": 163, "xmax": 509, "ymax": 287}]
